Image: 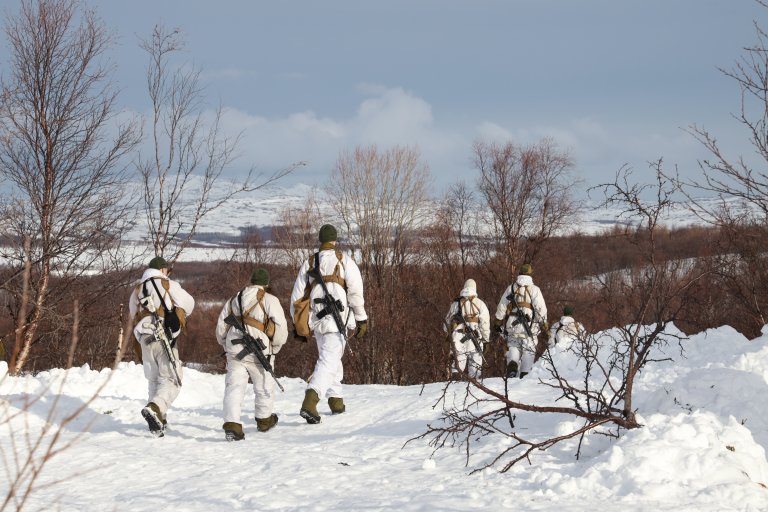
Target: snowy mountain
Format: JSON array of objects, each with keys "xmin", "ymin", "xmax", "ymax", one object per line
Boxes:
[{"xmin": 2, "ymin": 324, "xmax": 766, "ymax": 511}]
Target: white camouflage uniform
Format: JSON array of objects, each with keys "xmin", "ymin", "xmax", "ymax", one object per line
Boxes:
[
  {"xmin": 494, "ymin": 274, "xmax": 547, "ymax": 376},
  {"xmin": 548, "ymin": 314, "xmax": 586, "ymax": 352},
  {"xmin": 129, "ymin": 268, "xmax": 195, "ymax": 418},
  {"xmin": 215, "ymin": 285, "xmax": 288, "ymax": 422},
  {"xmin": 443, "ymin": 279, "xmax": 490, "ymax": 379},
  {"xmin": 289, "ymin": 245, "xmax": 367, "ymax": 401}
]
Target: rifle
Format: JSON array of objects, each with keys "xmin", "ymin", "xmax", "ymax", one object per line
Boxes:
[
  {"xmin": 139, "ymin": 295, "xmax": 182, "ymax": 386},
  {"xmin": 512, "ymin": 308, "xmax": 535, "ymax": 339},
  {"xmin": 309, "ymin": 253, "xmax": 351, "ymax": 348},
  {"xmin": 223, "ymin": 313, "xmax": 285, "ymax": 392},
  {"xmin": 452, "ymin": 300, "xmax": 486, "ymax": 363}
]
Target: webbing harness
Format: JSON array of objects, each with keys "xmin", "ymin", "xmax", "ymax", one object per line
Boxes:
[
  {"xmin": 225, "ymin": 287, "xmax": 274, "ymax": 339},
  {"xmin": 505, "ymin": 283, "xmax": 535, "ymax": 327}
]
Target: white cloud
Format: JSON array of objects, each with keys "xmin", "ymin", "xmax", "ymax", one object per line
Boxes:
[
  {"xmin": 161, "ymin": 88, "xmax": 733, "ymax": 194},
  {"xmin": 210, "ymin": 85, "xmax": 470, "ymax": 184}
]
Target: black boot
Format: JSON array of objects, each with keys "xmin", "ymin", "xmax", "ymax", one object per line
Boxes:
[
  {"xmin": 505, "ymin": 361, "xmax": 518, "ymax": 379},
  {"xmin": 141, "ymin": 402, "xmax": 164, "ymax": 437}
]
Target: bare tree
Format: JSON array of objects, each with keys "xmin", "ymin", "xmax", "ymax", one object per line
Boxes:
[
  {"xmin": 415, "ymin": 163, "xmax": 709, "ymax": 471},
  {"xmin": 329, "ymin": 144, "xmax": 431, "ymax": 283},
  {"xmin": 473, "ymin": 138, "xmax": 579, "ymax": 272},
  {"xmin": 674, "ymin": 5, "xmax": 768, "ymax": 334},
  {"xmin": 685, "ymin": 2, "xmax": 768, "ymax": 220},
  {"xmin": 272, "ymin": 189, "xmax": 324, "ymax": 269},
  {"xmin": 0, "ymin": 0, "xmax": 140, "ymax": 375},
  {"xmin": 137, "ymin": 24, "xmax": 300, "ymax": 265}
]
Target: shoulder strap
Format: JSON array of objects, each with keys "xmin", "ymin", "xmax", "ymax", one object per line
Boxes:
[
  {"xmin": 238, "ymin": 288, "xmax": 271, "ymax": 333},
  {"xmin": 309, "ymin": 250, "xmax": 346, "ymax": 290},
  {"xmin": 141, "ymin": 277, "xmax": 172, "ymax": 314},
  {"xmin": 460, "ymin": 296, "xmax": 480, "ymax": 323}
]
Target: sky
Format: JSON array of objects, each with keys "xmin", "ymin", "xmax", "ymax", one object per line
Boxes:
[
  {"xmin": 2, "ymin": 323, "xmax": 767, "ymax": 510},
  {"xmin": 1, "ymin": 0, "xmax": 766, "ymax": 197}
]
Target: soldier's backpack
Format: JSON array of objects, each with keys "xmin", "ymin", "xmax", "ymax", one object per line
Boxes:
[{"xmin": 292, "ymin": 249, "xmax": 345, "ymax": 337}]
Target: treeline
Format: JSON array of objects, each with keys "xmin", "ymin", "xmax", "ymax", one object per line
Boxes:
[{"xmin": 3, "ymin": 219, "xmax": 765, "ymax": 384}]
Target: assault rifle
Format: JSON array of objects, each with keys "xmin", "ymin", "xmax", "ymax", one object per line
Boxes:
[
  {"xmin": 309, "ymin": 253, "xmax": 351, "ymax": 348},
  {"xmin": 512, "ymin": 308, "xmax": 535, "ymax": 339},
  {"xmin": 452, "ymin": 303, "xmax": 486, "ymax": 363},
  {"xmin": 223, "ymin": 313, "xmax": 285, "ymax": 392},
  {"xmin": 139, "ymin": 295, "xmax": 182, "ymax": 386}
]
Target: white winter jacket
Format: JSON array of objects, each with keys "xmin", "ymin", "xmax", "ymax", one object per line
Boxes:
[
  {"xmin": 444, "ymin": 287, "xmax": 491, "ymax": 344},
  {"xmin": 289, "ymin": 246, "xmax": 367, "ymax": 335},
  {"xmin": 494, "ymin": 274, "xmax": 547, "ymax": 338},
  {"xmin": 548, "ymin": 315, "xmax": 585, "ymax": 350},
  {"xmin": 216, "ymin": 285, "xmax": 288, "ymax": 358},
  {"xmin": 128, "ymin": 268, "xmax": 195, "ymax": 340}
]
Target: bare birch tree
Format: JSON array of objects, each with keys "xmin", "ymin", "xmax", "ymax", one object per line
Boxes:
[
  {"xmin": 474, "ymin": 138, "xmax": 579, "ymax": 272},
  {"xmin": 0, "ymin": 0, "xmax": 139, "ymax": 375},
  {"xmin": 329, "ymin": 144, "xmax": 431, "ymax": 283},
  {"xmin": 137, "ymin": 25, "xmax": 299, "ymax": 265}
]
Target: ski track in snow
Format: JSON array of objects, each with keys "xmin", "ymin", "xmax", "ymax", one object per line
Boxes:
[{"xmin": 2, "ymin": 325, "xmax": 767, "ymax": 511}]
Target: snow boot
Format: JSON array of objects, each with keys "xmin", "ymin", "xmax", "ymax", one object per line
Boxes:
[
  {"xmin": 506, "ymin": 360, "xmax": 518, "ymax": 379},
  {"xmin": 300, "ymin": 388, "xmax": 321, "ymax": 424},
  {"xmin": 141, "ymin": 402, "xmax": 164, "ymax": 437},
  {"xmin": 328, "ymin": 397, "xmax": 346, "ymax": 414},
  {"xmin": 256, "ymin": 414, "xmax": 279, "ymax": 432},
  {"xmin": 223, "ymin": 422, "xmax": 245, "ymax": 441},
  {"xmin": 519, "ymin": 372, "xmax": 528, "ymax": 379}
]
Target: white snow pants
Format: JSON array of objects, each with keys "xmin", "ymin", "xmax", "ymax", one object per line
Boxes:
[
  {"xmin": 140, "ymin": 334, "xmax": 182, "ymax": 416},
  {"xmin": 505, "ymin": 335, "xmax": 537, "ymax": 375},
  {"xmin": 308, "ymin": 331, "xmax": 345, "ymax": 400},
  {"xmin": 451, "ymin": 337, "xmax": 483, "ymax": 379},
  {"xmin": 223, "ymin": 355, "xmax": 275, "ymax": 423}
]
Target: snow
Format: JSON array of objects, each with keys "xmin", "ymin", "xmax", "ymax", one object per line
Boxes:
[{"xmin": 2, "ymin": 325, "xmax": 767, "ymax": 511}]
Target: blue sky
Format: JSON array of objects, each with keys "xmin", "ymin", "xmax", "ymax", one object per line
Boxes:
[{"xmin": 2, "ymin": 0, "xmax": 765, "ymax": 196}]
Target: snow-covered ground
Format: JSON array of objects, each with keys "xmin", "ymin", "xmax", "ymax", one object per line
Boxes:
[{"xmin": 1, "ymin": 324, "xmax": 766, "ymax": 511}]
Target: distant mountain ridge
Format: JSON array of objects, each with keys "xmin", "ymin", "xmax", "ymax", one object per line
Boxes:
[{"xmin": 125, "ymin": 178, "xmax": 740, "ymax": 246}]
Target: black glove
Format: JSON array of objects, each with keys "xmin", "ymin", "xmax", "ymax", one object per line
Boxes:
[
  {"xmin": 292, "ymin": 328, "xmax": 308, "ymax": 343},
  {"xmin": 354, "ymin": 320, "xmax": 368, "ymax": 339}
]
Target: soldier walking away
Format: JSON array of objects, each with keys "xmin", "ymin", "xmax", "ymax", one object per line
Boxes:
[
  {"xmin": 289, "ymin": 224, "xmax": 368, "ymax": 424},
  {"xmin": 547, "ymin": 305, "xmax": 586, "ymax": 352},
  {"xmin": 443, "ymin": 279, "xmax": 490, "ymax": 380},
  {"xmin": 493, "ymin": 263, "xmax": 547, "ymax": 379},
  {"xmin": 129, "ymin": 256, "xmax": 195, "ymax": 436},
  {"xmin": 215, "ymin": 268, "xmax": 288, "ymax": 441}
]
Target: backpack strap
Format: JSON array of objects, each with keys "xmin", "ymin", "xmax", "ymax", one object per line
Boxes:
[
  {"xmin": 460, "ymin": 296, "xmax": 480, "ymax": 323},
  {"xmin": 307, "ymin": 250, "xmax": 346, "ymax": 291},
  {"xmin": 506, "ymin": 284, "xmax": 534, "ymax": 319}
]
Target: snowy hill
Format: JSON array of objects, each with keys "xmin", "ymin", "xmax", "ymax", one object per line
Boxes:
[
  {"xmin": 123, "ymin": 179, "xmax": 736, "ymax": 250},
  {"xmin": 2, "ymin": 324, "xmax": 766, "ymax": 511}
]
